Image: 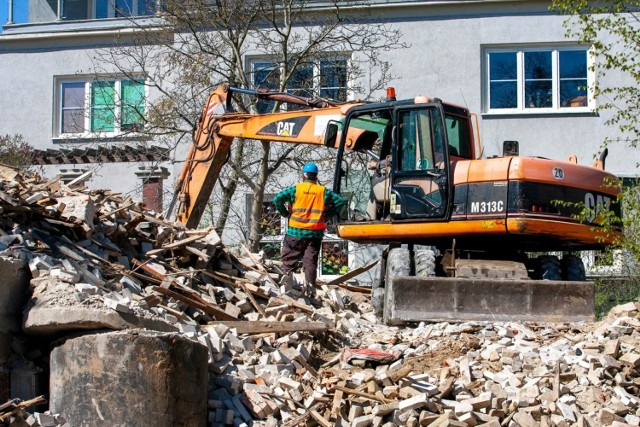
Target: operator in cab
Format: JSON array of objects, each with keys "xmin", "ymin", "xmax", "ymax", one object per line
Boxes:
[{"xmin": 273, "ymin": 162, "xmax": 346, "ymax": 296}]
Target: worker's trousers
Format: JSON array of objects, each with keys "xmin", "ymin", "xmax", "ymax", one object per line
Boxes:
[{"xmin": 281, "ymin": 235, "xmax": 322, "ymax": 286}]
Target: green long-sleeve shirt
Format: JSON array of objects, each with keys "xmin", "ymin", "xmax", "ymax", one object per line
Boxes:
[{"xmin": 273, "ymin": 180, "xmax": 346, "ymax": 238}]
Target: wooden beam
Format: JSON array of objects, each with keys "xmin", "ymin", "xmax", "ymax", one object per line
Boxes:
[
  {"xmin": 202, "ymin": 320, "xmax": 328, "ymax": 335},
  {"xmin": 0, "ymin": 396, "xmax": 47, "ymax": 422},
  {"xmin": 331, "ymin": 384, "xmax": 393, "ymax": 404},
  {"xmin": 145, "ymin": 228, "xmax": 212, "ymax": 255},
  {"xmin": 310, "ymin": 409, "xmax": 333, "ymax": 427},
  {"xmin": 321, "ymin": 259, "xmax": 378, "ymax": 291},
  {"xmin": 152, "ymin": 286, "xmax": 238, "ymax": 321},
  {"xmin": 271, "ymin": 296, "xmax": 314, "ymax": 314},
  {"xmin": 132, "ymin": 258, "xmax": 167, "ymax": 281}
]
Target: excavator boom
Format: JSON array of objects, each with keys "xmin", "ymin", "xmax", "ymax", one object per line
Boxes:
[{"xmin": 173, "ymin": 83, "xmax": 362, "ymax": 228}]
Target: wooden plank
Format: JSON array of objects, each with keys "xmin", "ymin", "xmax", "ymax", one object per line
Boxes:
[
  {"xmin": 0, "ymin": 396, "xmax": 47, "ymax": 422},
  {"xmin": 281, "ymin": 402, "xmax": 325, "ymax": 427},
  {"xmin": 132, "ymin": 258, "xmax": 167, "ymax": 281},
  {"xmin": 151, "ymin": 286, "xmax": 238, "ymax": 321},
  {"xmin": 199, "ymin": 269, "xmax": 243, "ymax": 288},
  {"xmin": 271, "ymin": 296, "xmax": 314, "ymax": 314},
  {"xmin": 322, "ymin": 259, "xmax": 378, "ymax": 290},
  {"xmin": 59, "ymin": 235, "xmax": 112, "ymax": 265},
  {"xmin": 202, "ymin": 321, "xmax": 328, "ymax": 335},
  {"xmin": 241, "ymin": 244, "xmax": 279, "ymax": 287},
  {"xmin": 146, "ymin": 230, "xmax": 211, "ymax": 255},
  {"xmin": 294, "ymin": 353, "xmax": 319, "ymax": 378},
  {"xmin": 184, "ymin": 245, "xmax": 210, "ymax": 262},
  {"xmin": 331, "ymin": 384, "xmax": 393, "ymax": 404},
  {"xmin": 0, "ymin": 164, "xmax": 19, "ymax": 182},
  {"xmin": 65, "ymin": 170, "xmax": 93, "ymax": 187},
  {"xmin": 97, "ymin": 200, "xmax": 135, "ymax": 219},
  {"xmin": 310, "ymin": 409, "xmax": 333, "ymax": 427},
  {"xmin": 331, "ymin": 387, "xmax": 344, "ymax": 418},
  {"xmin": 240, "ymin": 283, "xmax": 267, "ymax": 317}
]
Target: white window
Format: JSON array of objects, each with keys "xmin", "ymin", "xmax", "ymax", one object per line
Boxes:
[
  {"xmin": 55, "ymin": 78, "xmax": 146, "ymax": 138},
  {"xmin": 250, "ymin": 57, "xmax": 349, "ymax": 113},
  {"xmin": 59, "ymin": 0, "xmax": 156, "ymax": 20},
  {"xmin": 95, "ymin": 0, "xmax": 156, "ymax": 18},
  {"xmin": 484, "ymin": 46, "xmax": 593, "ymax": 113}
]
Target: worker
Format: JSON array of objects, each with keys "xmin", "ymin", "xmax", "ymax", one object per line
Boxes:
[{"xmin": 273, "ymin": 162, "xmax": 346, "ymax": 296}]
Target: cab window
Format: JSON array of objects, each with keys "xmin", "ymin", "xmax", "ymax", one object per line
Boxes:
[
  {"xmin": 398, "ymin": 108, "xmax": 445, "ymax": 171},
  {"xmin": 444, "ymin": 114, "xmax": 472, "ymax": 159}
]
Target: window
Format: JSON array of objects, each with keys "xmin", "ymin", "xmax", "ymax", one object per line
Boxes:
[
  {"xmin": 56, "ymin": 0, "xmax": 156, "ymax": 20},
  {"xmin": 57, "ymin": 78, "xmax": 146, "ymax": 137},
  {"xmin": 485, "ymin": 46, "xmax": 592, "ymax": 113},
  {"xmin": 95, "ymin": 0, "xmax": 156, "ymax": 18},
  {"xmin": 251, "ymin": 57, "xmax": 349, "ymax": 113},
  {"xmin": 444, "ymin": 114, "xmax": 472, "ymax": 159},
  {"xmin": 398, "ymin": 108, "xmax": 444, "ymax": 172}
]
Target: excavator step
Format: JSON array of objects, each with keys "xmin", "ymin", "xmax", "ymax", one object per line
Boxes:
[{"xmin": 384, "ymin": 276, "xmax": 595, "ymax": 324}]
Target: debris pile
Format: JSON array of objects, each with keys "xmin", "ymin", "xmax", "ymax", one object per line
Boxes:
[{"xmin": 0, "ymin": 164, "xmax": 639, "ymax": 427}]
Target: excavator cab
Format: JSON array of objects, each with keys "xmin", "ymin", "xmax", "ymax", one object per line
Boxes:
[
  {"xmin": 330, "ymin": 101, "xmax": 457, "ymax": 224},
  {"xmin": 389, "ymin": 105, "xmax": 451, "ymax": 220}
]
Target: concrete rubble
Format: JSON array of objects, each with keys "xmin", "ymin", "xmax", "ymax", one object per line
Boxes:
[{"xmin": 0, "ymin": 164, "xmax": 639, "ymax": 426}]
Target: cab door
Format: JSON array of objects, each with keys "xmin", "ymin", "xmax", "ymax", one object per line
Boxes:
[{"xmin": 389, "ymin": 104, "xmax": 452, "ymax": 220}]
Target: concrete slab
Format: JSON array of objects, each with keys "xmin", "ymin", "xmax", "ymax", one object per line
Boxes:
[{"xmin": 22, "ymin": 277, "xmax": 178, "ymax": 335}]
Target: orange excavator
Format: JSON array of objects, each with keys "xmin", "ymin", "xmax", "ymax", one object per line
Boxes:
[{"xmin": 171, "ymin": 83, "xmax": 622, "ymax": 323}]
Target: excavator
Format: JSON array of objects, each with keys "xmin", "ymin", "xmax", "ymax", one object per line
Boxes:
[{"xmin": 172, "ymin": 82, "xmax": 623, "ymax": 324}]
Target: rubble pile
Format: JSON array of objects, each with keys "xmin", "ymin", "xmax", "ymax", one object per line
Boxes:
[{"xmin": 0, "ymin": 164, "xmax": 639, "ymax": 427}]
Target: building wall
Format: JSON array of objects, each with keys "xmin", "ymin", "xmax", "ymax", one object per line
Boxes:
[{"xmin": 0, "ymin": 28, "xmax": 169, "ymax": 197}]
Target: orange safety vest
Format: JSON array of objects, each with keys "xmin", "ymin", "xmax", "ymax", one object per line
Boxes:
[{"xmin": 289, "ymin": 181, "xmax": 327, "ymax": 230}]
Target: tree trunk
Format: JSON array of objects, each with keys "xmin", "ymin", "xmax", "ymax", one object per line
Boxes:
[
  {"xmin": 215, "ymin": 138, "xmax": 245, "ymax": 236},
  {"xmin": 248, "ymin": 140, "xmax": 271, "ymax": 252}
]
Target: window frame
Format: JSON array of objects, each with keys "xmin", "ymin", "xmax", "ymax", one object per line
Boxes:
[
  {"xmin": 54, "ymin": 76, "xmax": 147, "ymax": 139},
  {"xmin": 93, "ymin": 0, "xmax": 156, "ymax": 19},
  {"xmin": 248, "ymin": 55, "xmax": 352, "ymax": 113},
  {"xmin": 483, "ymin": 45, "xmax": 595, "ymax": 115}
]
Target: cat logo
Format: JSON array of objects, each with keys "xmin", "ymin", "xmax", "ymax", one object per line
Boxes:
[
  {"xmin": 257, "ymin": 116, "xmax": 310, "ymax": 137},
  {"xmin": 276, "ymin": 121, "xmax": 295, "ymax": 137}
]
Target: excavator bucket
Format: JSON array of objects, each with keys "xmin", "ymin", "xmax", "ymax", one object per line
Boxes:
[{"xmin": 384, "ymin": 276, "xmax": 595, "ymax": 324}]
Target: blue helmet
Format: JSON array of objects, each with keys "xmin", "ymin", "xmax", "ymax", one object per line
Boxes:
[{"xmin": 302, "ymin": 162, "xmax": 318, "ymax": 174}]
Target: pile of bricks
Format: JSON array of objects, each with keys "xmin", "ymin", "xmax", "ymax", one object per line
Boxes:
[{"xmin": 0, "ymin": 164, "xmax": 639, "ymax": 427}]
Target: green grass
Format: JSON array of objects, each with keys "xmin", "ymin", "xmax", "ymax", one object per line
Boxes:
[{"xmin": 594, "ymin": 277, "xmax": 640, "ymax": 320}]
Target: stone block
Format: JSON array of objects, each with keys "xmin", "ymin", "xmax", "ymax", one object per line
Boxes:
[
  {"xmin": 278, "ymin": 376, "xmax": 302, "ymax": 393},
  {"xmin": 619, "ymin": 353, "xmax": 640, "ymax": 368},
  {"xmin": 49, "ymin": 330, "xmax": 208, "ymax": 426},
  {"xmin": 372, "ymin": 402, "xmax": 399, "ymax": 417},
  {"xmin": 398, "ymin": 393, "xmax": 429, "ymax": 412},
  {"xmin": 352, "ymin": 414, "xmax": 376, "ymax": 427},
  {"xmin": 467, "ymin": 392, "xmax": 492, "ymax": 410},
  {"xmin": 512, "ymin": 412, "xmax": 538, "ymax": 427},
  {"xmin": 598, "ymin": 408, "xmax": 626, "ymax": 424},
  {"xmin": 604, "ymin": 339, "xmax": 620, "ymax": 358},
  {"xmin": 231, "ymin": 395, "xmax": 253, "ymax": 423}
]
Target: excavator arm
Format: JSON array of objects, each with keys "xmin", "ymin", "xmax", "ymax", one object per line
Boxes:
[{"xmin": 172, "ymin": 83, "xmax": 363, "ymax": 228}]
